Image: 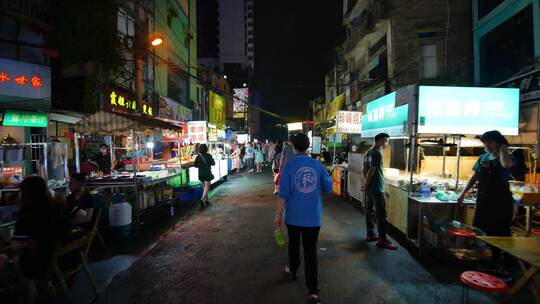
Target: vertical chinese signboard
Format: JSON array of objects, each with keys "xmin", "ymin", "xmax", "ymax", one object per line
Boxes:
[
  {"xmin": 233, "ymin": 88, "xmax": 248, "ymax": 118},
  {"xmin": 188, "ymin": 121, "xmax": 207, "ymax": 144},
  {"xmin": 332, "ymin": 166, "xmax": 342, "ymax": 196},
  {"xmin": 209, "ymin": 91, "xmax": 226, "ymax": 128},
  {"xmin": 336, "ymin": 111, "xmax": 362, "ymax": 134}
]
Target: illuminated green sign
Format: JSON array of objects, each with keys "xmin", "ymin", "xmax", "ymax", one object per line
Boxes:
[
  {"xmin": 2, "ymin": 110, "xmax": 48, "ymax": 127},
  {"xmin": 362, "ymin": 92, "xmax": 409, "ymax": 137}
]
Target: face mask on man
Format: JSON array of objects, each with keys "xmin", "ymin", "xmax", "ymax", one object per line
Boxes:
[{"xmin": 100, "ymin": 148, "xmax": 107, "ymax": 154}]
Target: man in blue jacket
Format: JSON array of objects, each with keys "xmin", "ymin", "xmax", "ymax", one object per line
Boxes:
[{"xmin": 274, "ymin": 133, "xmax": 332, "ymax": 304}]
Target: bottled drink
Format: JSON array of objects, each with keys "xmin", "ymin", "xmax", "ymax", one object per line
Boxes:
[{"xmin": 274, "ymin": 229, "xmax": 286, "ymax": 248}]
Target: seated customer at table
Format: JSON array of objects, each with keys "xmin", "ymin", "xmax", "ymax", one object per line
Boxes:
[
  {"xmin": 11, "ymin": 176, "xmax": 70, "ymax": 302},
  {"xmin": 67, "ymin": 173, "xmax": 94, "ymax": 233}
]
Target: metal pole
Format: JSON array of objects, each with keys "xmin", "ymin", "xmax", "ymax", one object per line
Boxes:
[
  {"xmin": 442, "ymin": 135, "xmax": 447, "ymax": 178},
  {"xmin": 74, "ymin": 132, "xmax": 80, "ymax": 173},
  {"xmin": 134, "ymin": 0, "xmax": 144, "ymax": 113},
  {"xmin": 64, "ymin": 143, "xmax": 69, "ymax": 193},
  {"xmin": 107, "ymin": 135, "xmax": 114, "ymax": 172},
  {"xmin": 332, "ymin": 133, "xmax": 337, "ymax": 166},
  {"xmin": 409, "ymin": 135, "xmax": 416, "ymax": 193},
  {"xmin": 177, "ymin": 130, "xmax": 182, "ymax": 189},
  {"xmin": 455, "ymin": 136, "xmax": 462, "ymax": 191},
  {"xmin": 43, "ymin": 142, "xmax": 48, "ymax": 181},
  {"xmin": 132, "ymin": 129, "xmax": 141, "ymax": 228}
]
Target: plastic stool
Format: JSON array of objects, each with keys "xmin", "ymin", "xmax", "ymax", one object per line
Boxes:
[
  {"xmin": 459, "ymin": 271, "xmax": 508, "ymax": 304},
  {"xmin": 531, "ymin": 229, "xmax": 540, "ymax": 236},
  {"xmin": 448, "ymin": 228, "xmax": 476, "ymax": 238}
]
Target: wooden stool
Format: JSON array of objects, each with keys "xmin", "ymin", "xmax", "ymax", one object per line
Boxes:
[{"xmin": 460, "ymin": 271, "xmax": 508, "ymax": 304}]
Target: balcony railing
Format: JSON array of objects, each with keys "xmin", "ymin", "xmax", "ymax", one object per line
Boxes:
[{"xmin": 343, "ymin": 0, "xmax": 389, "ymax": 53}]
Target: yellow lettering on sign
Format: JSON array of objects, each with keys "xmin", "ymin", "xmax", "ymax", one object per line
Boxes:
[
  {"xmin": 132, "ymin": 101, "xmax": 136, "ymax": 110},
  {"xmin": 147, "ymin": 106, "xmax": 153, "ymax": 116},
  {"xmin": 110, "ymin": 91, "xmax": 117, "ymax": 105},
  {"xmin": 117, "ymin": 96, "xmax": 125, "ymax": 106},
  {"xmin": 142, "ymin": 104, "xmax": 147, "ymax": 114}
]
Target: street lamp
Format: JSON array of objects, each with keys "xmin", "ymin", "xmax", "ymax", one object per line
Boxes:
[
  {"xmin": 224, "ymin": 75, "xmax": 228, "ymax": 79},
  {"xmin": 150, "ymin": 37, "xmax": 163, "ymax": 47},
  {"xmin": 243, "ymin": 82, "xmax": 247, "ymax": 87}
]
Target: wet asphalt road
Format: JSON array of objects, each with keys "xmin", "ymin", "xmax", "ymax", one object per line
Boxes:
[{"xmin": 97, "ymin": 170, "xmax": 499, "ymax": 304}]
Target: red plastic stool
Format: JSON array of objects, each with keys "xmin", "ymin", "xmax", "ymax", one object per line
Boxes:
[
  {"xmin": 448, "ymin": 228, "xmax": 476, "ymax": 238},
  {"xmin": 459, "ymin": 271, "xmax": 508, "ymax": 304},
  {"xmin": 531, "ymin": 229, "xmax": 540, "ymax": 236}
]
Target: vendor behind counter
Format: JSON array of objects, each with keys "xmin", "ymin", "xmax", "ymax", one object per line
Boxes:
[
  {"xmin": 458, "ymin": 130, "xmax": 514, "ymax": 268},
  {"xmin": 88, "ymin": 144, "xmax": 112, "ymax": 174}
]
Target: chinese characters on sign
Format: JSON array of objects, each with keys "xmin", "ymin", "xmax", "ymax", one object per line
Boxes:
[
  {"xmin": 108, "ymin": 90, "xmax": 154, "ymax": 116},
  {"xmin": 0, "ymin": 58, "xmax": 51, "ymax": 101},
  {"xmin": 336, "ymin": 111, "xmax": 362, "ymax": 134},
  {"xmin": 188, "ymin": 121, "xmax": 207, "ymax": 144},
  {"xmin": 418, "ymin": 86, "xmax": 519, "ymax": 135},
  {"xmin": 361, "ymin": 91, "xmax": 409, "ymax": 137},
  {"xmin": 2, "ymin": 110, "xmax": 48, "ymax": 127},
  {"xmin": 0, "ymin": 73, "xmax": 43, "ymax": 88}
]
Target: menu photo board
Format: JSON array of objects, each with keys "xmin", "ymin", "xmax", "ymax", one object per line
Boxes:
[
  {"xmin": 188, "ymin": 121, "xmax": 207, "ymax": 144},
  {"xmin": 233, "ymin": 88, "xmax": 248, "ymax": 119},
  {"xmin": 418, "ymin": 86, "xmax": 520, "ymax": 135},
  {"xmin": 336, "ymin": 110, "xmax": 362, "ymax": 134},
  {"xmin": 361, "ymin": 92, "xmax": 409, "ymax": 137}
]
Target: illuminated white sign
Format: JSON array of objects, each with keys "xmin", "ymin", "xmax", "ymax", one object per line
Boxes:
[
  {"xmin": 336, "ymin": 111, "xmax": 362, "ymax": 134},
  {"xmin": 287, "ymin": 122, "xmax": 303, "ymax": 131}
]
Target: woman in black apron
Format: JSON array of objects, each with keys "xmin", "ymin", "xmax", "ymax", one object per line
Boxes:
[{"xmin": 458, "ymin": 130, "xmax": 514, "ymax": 269}]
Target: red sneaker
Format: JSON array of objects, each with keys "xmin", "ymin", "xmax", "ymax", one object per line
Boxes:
[
  {"xmin": 377, "ymin": 239, "xmax": 398, "ymax": 250},
  {"xmin": 364, "ymin": 234, "xmax": 379, "ymax": 242}
]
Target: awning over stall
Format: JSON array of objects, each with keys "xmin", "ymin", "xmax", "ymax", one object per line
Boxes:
[
  {"xmin": 326, "ymin": 94, "xmax": 345, "ymax": 121},
  {"xmin": 75, "ymin": 111, "xmax": 185, "ymax": 134},
  {"xmin": 75, "ymin": 111, "xmax": 137, "ymax": 133}
]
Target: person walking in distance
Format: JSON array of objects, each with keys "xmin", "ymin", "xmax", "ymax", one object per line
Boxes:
[
  {"xmin": 280, "ymin": 135, "xmax": 296, "ymax": 171},
  {"xmin": 363, "ymin": 133, "xmax": 397, "ymax": 250},
  {"xmin": 195, "ymin": 144, "xmax": 215, "ymax": 209},
  {"xmin": 255, "ymin": 143, "xmax": 264, "ymax": 173},
  {"xmin": 274, "ymin": 133, "xmax": 332, "ymax": 304},
  {"xmin": 245, "ymin": 143, "xmax": 255, "ymax": 173},
  {"xmin": 272, "ymin": 140, "xmax": 283, "ymax": 194}
]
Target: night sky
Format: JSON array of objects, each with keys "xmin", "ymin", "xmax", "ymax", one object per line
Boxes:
[{"xmin": 254, "ymin": 1, "xmax": 344, "ymax": 139}]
